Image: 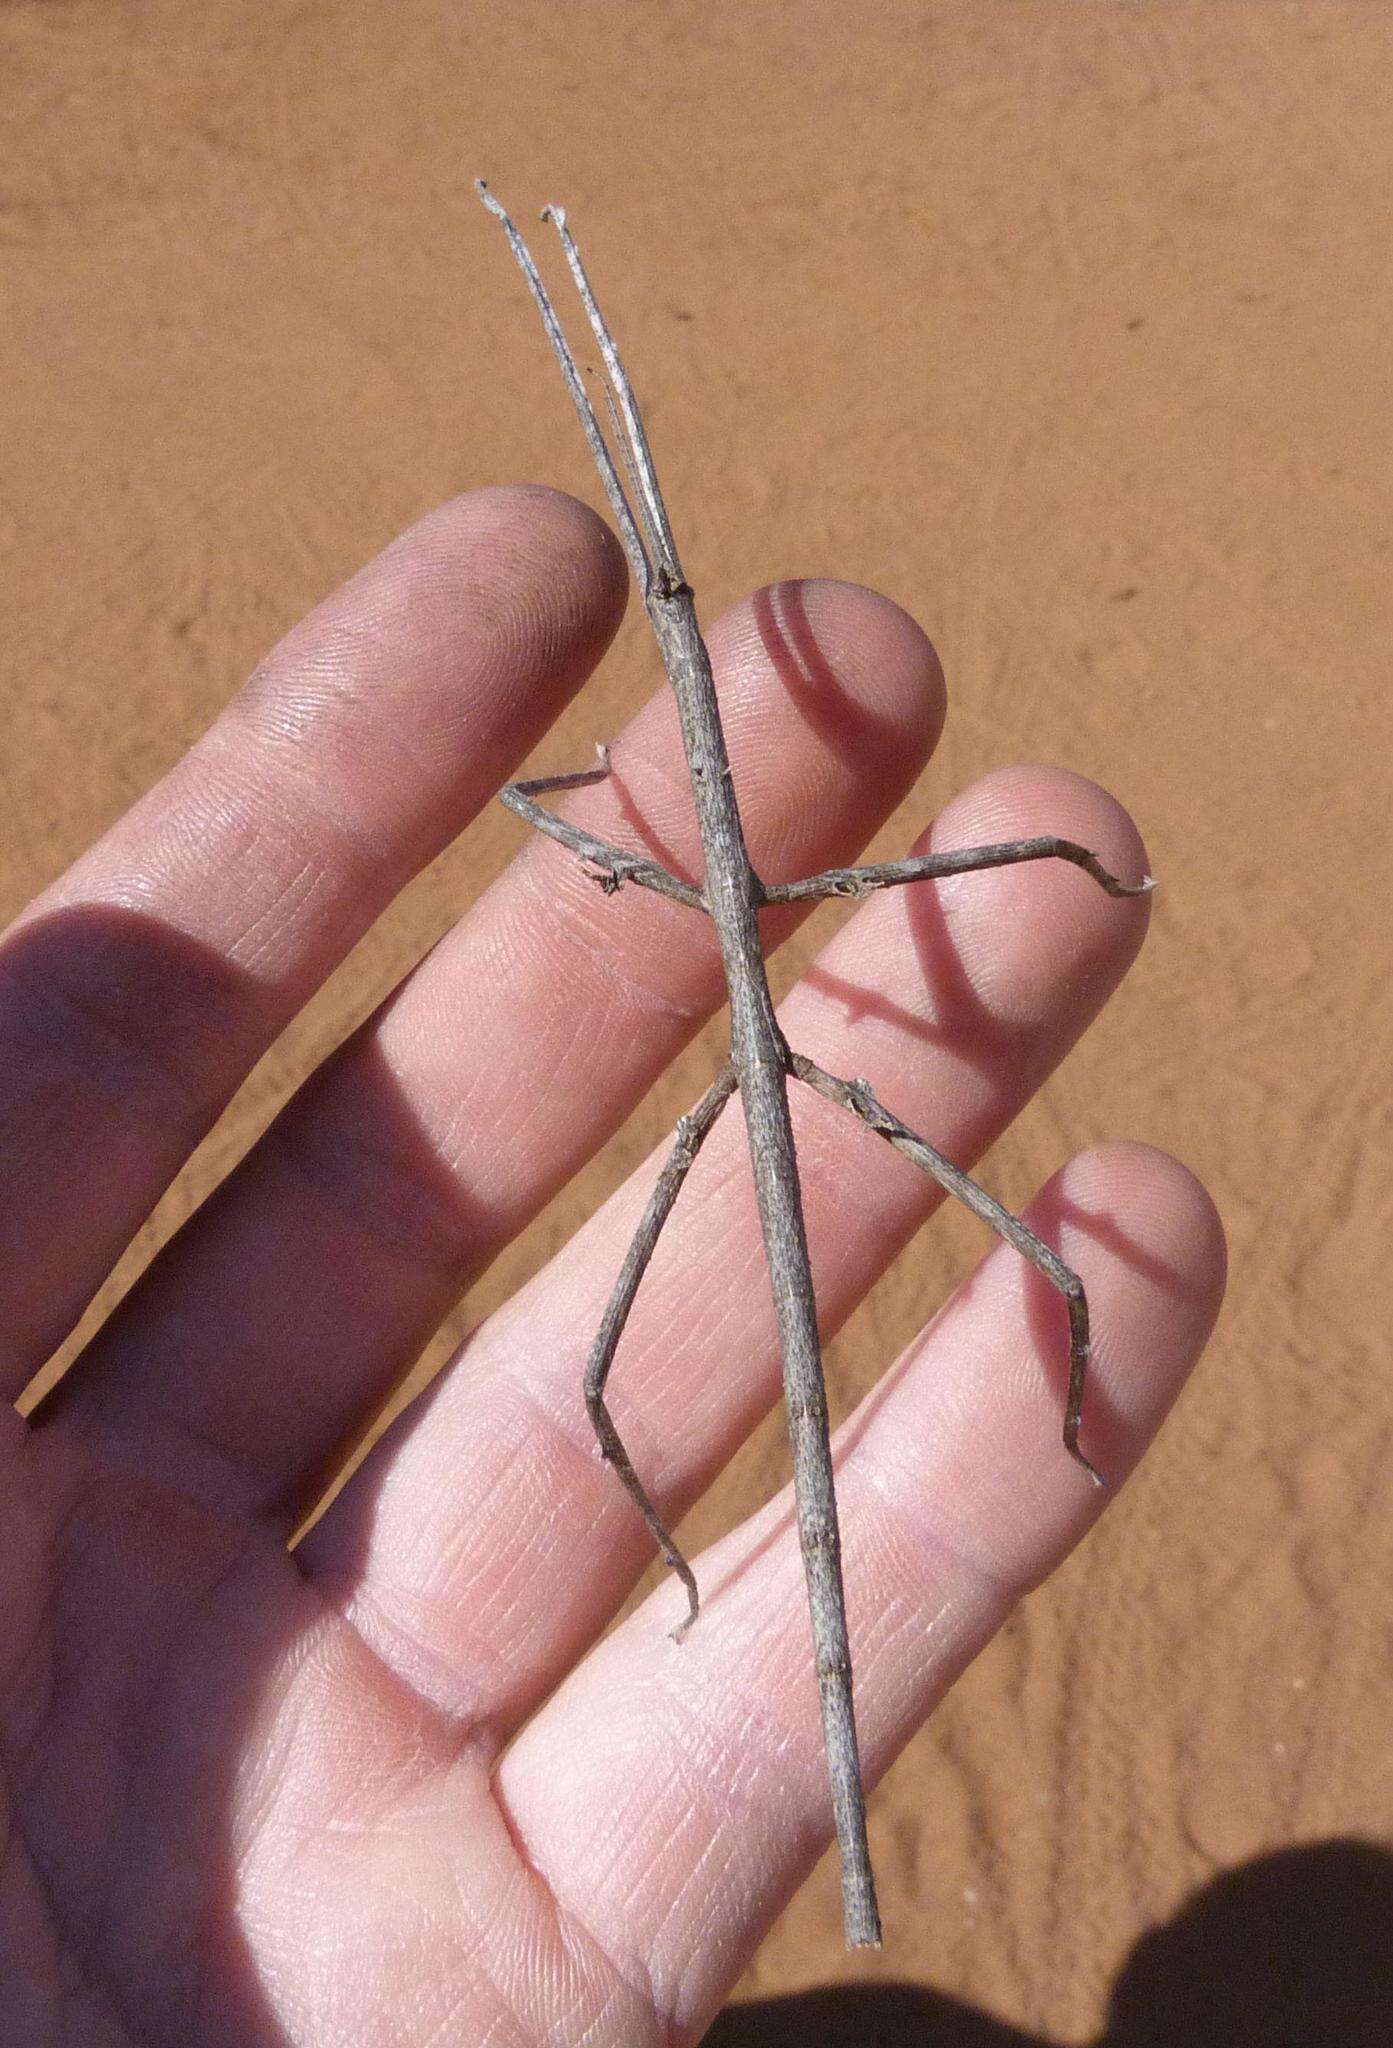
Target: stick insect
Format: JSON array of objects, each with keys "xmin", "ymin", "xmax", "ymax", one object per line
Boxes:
[{"xmin": 478, "ymin": 185, "xmax": 1153, "ymax": 1949}]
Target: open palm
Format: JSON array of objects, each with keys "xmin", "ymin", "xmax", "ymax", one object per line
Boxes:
[{"xmin": 1, "ymin": 488, "xmax": 1223, "ymax": 2045}]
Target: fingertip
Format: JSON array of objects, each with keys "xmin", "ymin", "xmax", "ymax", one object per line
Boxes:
[
  {"xmin": 891, "ymin": 765, "xmax": 1153, "ymax": 1048},
  {"xmin": 1070, "ymin": 1139, "xmax": 1229, "ymax": 1352},
  {"xmin": 390, "ymin": 483, "xmax": 631, "ymax": 694},
  {"xmin": 851, "ymin": 1138, "xmax": 1224, "ymax": 1602},
  {"xmin": 1020, "ymin": 1141, "xmax": 1227, "ymax": 1505},
  {"xmin": 779, "ymin": 578, "xmax": 948, "ymax": 756},
  {"xmin": 229, "ymin": 484, "xmax": 630, "ymax": 814},
  {"xmin": 712, "ymin": 577, "xmax": 947, "ymax": 780},
  {"xmin": 442, "ymin": 481, "xmax": 630, "ymax": 614},
  {"xmin": 926, "ymin": 763, "xmax": 1152, "ymax": 894}
]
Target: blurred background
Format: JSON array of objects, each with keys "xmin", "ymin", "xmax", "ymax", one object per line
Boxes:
[{"xmin": 3, "ymin": 2, "xmax": 1391, "ymax": 2038}]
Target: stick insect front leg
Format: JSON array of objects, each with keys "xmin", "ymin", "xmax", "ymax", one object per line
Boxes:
[
  {"xmin": 586, "ymin": 1063, "xmax": 739, "ymax": 1638},
  {"xmin": 502, "ymin": 748, "xmax": 707, "ymax": 910},
  {"xmin": 790, "ymin": 1054, "xmax": 1106, "ymax": 1486},
  {"xmin": 763, "ymin": 837, "xmax": 1155, "ymax": 907}
]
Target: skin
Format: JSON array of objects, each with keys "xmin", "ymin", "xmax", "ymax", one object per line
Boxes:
[{"xmin": 0, "ymin": 487, "xmax": 1226, "ymax": 2047}]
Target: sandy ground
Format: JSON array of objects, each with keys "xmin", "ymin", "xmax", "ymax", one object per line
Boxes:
[{"xmin": 4, "ymin": 2, "xmax": 1392, "ymax": 2039}]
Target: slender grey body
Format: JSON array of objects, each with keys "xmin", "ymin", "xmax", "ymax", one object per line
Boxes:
[
  {"xmin": 479, "ymin": 184, "xmax": 1149, "ymax": 1949},
  {"xmin": 650, "ymin": 581, "xmax": 879, "ymax": 1944}
]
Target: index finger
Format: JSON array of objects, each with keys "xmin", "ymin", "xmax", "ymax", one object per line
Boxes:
[{"xmin": 1, "ymin": 487, "xmax": 626, "ymax": 1398}]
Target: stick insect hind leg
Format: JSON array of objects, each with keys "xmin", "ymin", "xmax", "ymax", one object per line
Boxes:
[
  {"xmin": 584, "ymin": 1063, "xmax": 740, "ymax": 1640},
  {"xmin": 790, "ymin": 1054, "xmax": 1106, "ymax": 1486}
]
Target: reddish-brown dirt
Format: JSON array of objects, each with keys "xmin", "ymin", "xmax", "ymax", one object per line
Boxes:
[{"xmin": 4, "ymin": 3, "xmax": 1391, "ymax": 2040}]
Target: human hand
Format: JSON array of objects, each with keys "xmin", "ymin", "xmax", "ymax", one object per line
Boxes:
[{"xmin": 1, "ymin": 488, "xmax": 1224, "ymax": 2045}]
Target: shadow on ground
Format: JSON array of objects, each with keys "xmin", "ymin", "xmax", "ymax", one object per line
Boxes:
[{"xmin": 705, "ymin": 1841, "xmax": 1393, "ymax": 2047}]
